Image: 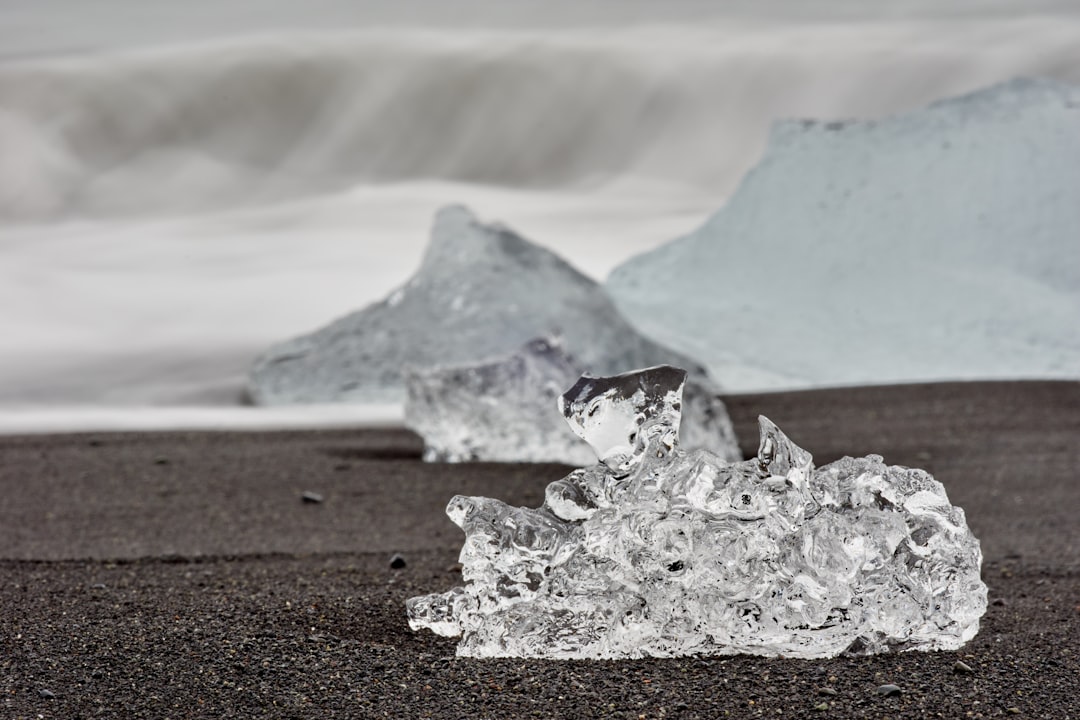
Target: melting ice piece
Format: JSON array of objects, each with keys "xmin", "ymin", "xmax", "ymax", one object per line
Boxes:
[
  {"xmin": 405, "ymin": 337, "xmax": 595, "ymax": 465},
  {"xmin": 404, "ymin": 339, "xmax": 740, "ymax": 465},
  {"xmin": 407, "ymin": 366, "xmax": 987, "ymax": 659}
]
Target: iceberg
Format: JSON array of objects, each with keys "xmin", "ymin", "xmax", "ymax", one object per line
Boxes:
[
  {"xmin": 407, "ymin": 366, "xmax": 987, "ymax": 659},
  {"xmin": 249, "ymin": 205, "xmax": 716, "ymax": 405},
  {"xmin": 606, "ymin": 78, "xmax": 1080, "ymax": 390},
  {"xmin": 404, "ymin": 337, "xmax": 740, "ymax": 465}
]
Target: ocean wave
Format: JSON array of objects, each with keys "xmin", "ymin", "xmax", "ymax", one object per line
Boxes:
[{"xmin": 2, "ymin": 20, "xmax": 1079, "ymax": 221}]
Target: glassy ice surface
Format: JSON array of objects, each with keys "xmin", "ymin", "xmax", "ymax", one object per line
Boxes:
[
  {"xmin": 404, "ymin": 338, "xmax": 739, "ymax": 465},
  {"xmin": 407, "ymin": 366, "xmax": 987, "ymax": 659},
  {"xmin": 248, "ymin": 205, "xmax": 712, "ymax": 405},
  {"xmin": 606, "ymin": 78, "xmax": 1080, "ymax": 390}
]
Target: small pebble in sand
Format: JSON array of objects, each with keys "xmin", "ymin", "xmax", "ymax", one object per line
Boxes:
[
  {"xmin": 37, "ymin": 689, "xmax": 55, "ymax": 699},
  {"xmin": 953, "ymin": 660, "xmax": 974, "ymax": 673},
  {"xmin": 390, "ymin": 554, "xmax": 407, "ymax": 569},
  {"xmin": 818, "ymin": 687, "xmax": 838, "ymax": 696},
  {"xmin": 301, "ymin": 491, "xmax": 324, "ymax": 504},
  {"xmin": 876, "ymin": 684, "xmax": 902, "ymax": 697}
]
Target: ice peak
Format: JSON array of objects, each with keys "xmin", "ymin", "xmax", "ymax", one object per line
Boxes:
[
  {"xmin": 423, "ymin": 204, "xmax": 560, "ymax": 276},
  {"xmin": 756, "ymin": 415, "xmax": 812, "ymax": 475},
  {"xmin": 559, "ymin": 365, "xmax": 686, "ymax": 472},
  {"xmin": 422, "ymin": 204, "xmax": 495, "ymax": 267}
]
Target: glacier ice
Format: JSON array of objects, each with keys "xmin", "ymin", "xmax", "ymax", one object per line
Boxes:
[
  {"xmin": 248, "ymin": 205, "xmax": 716, "ymax": 405},
  {"xmin": 407, "ymin": 365, "xmax": 987, "ymax": 659},
  {"xmin": 606, "ymin": 78, "xmax": 1080, "ymax": 390},
  {"xmin": 403, "ymin": 337, "xmax": 740, "ymax": 465}
]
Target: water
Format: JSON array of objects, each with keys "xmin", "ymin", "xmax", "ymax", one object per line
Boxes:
[{"xmin": 2, "ymin": 0, "xmax": 1078, "ymax": 432}]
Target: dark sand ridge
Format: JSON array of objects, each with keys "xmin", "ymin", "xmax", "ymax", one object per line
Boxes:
[{"xmin": 2, "ymin": 381, "xmax": 1077, "ymax": 718}]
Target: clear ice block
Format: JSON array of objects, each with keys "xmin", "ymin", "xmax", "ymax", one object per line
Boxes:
[{"xmin": 407, "ymin": 366, "xmax": 987, "ymax": 659}]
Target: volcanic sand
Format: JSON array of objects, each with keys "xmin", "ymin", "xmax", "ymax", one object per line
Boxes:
[{"xmin": 2, "ymin": 381, "xmax": 1077, "ymax": 718}]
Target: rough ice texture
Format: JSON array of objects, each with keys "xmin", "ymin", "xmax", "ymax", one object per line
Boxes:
[
  {"xmin": 403, "ymin": 338, "xmax": 741, "ymax": 465},
  {"xmin": 606, "ymin": 78, "xmax": 1080, "ymax": 391},
  {"xmin": 407, "ymin": 366, "xmax": 987, "ymax": 659},
  {"xmin": 249, "ymin": 205, "xmax": 714, "ymax": 405}
]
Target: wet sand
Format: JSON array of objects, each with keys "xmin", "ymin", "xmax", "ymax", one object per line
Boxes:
[{"xmin": 2, "ymin": 381, "xmax": 1077, "ymax": 718}]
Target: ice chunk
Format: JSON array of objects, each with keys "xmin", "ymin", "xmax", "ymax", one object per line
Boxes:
[
  {"xmin": 249, "ymin": 205, "xmax": 714, "ymax": 405},
  {"xmin": 404, "ymin": 339, "xmax": 740, "ymax": 465},
  {"xmin": 606, "ymin": 78, "xmax": 1080, "ymax": 390},
  {"xmin": 404, "ymin": 337, "xmax": 595, "ymax": 466},
  {"xmin": 559, "ymin": 364, "xmax": 686, "ymax": 473},
  {"xmin": 407, "ymin": 366, "xmax": 987, "ymax": 659}
]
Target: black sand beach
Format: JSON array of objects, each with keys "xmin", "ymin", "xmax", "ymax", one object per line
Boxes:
[{"xmin": 2, "ymin": 381, "xmax": 1077, "ymax": 719}]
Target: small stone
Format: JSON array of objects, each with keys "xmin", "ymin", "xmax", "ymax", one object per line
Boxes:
[
  {"xmin": 1007, "ymin": 708, "xmax": 1021, "ymax": 715},
  {"xmin": 818, "ymin": 687, "xmax": 838, "ymax": 696},
  {"xmin": 876, "ymin": 684, "xmax": 902, "ymax": 697},
  {"xmin": 953, "ymin": 660, "xmax": 974, "ymax": 674},
  {"xmin": 37, "ymin": 689, "xmax": 55, "ymax": 699},
  {"xmin": 153, "ymin": 456, "xmax": 170, "ymax": 465},
  {"xmin": 992, "ymin": 598, "xmax": 1006, "ymax": 606},
  {"xmin": 814, "ymin": 701, "xmax": 830, "ymax": 711},
  {"xmin": 447, "ymin": 562, "xmax": 463, "ymax": 574},
  {"xmin": 301, "ymin": 491, "xmax": 324, "ymax": 504},
  {"xmin": 390, "ymin": 554, "xmax": 407, "ymax": 570},
  {"xmin": 89, "ymin": 583, "xmax": 107, "ymax": 590}
]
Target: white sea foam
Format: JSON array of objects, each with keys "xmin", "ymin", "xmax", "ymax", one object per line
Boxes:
[{"xmin": 1, "ymin": 2, "xmax": 1078, "ymax": 433}]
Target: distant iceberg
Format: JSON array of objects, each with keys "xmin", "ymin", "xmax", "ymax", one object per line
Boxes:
[
  {"xmin": 606, "ymin": 78, "xmax": 1080, "ymax": 390},
  {"xmin": 249, "ymin": 206, "xmax": 727, "ymax": 413}
]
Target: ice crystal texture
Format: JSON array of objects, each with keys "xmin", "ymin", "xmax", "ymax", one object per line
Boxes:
[
  {"xmin": 404, "ymin": 338, "xmax": 740, "ymax": 465},
  {"xmin": 606, "ymin": 78, "xmax": 1080, "ymax": 390},
  {"xmin": 407, "ymin": 366, "xmax": 987, "ymax": 659},
  {"xmin": 248, "ymin": 205, "xmax": 712, "ymax": 405}
]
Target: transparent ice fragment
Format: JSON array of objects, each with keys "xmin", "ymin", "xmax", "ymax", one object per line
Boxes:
[
  {"xmin": 407, "ymin": 366, "xmax": 988, "ymax": 659},
  {"xmin": 404, "ymin": 338, "xmax": 740, "ymax": 465},
  {"xmin": 404, "ymin": 337, "xmax": 594, "ymax": 465},
  {"xmin": 559, "ymin": 365, "xmax": 685, "ymax": 473}
]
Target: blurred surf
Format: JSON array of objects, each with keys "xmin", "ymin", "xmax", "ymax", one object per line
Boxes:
[{"xmin": 3, "ymin": 20, "xmax": 1080, "ymax": 220}]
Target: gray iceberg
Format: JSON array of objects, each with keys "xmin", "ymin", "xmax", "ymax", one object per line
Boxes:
[
  {"xmin": 249, "ymin": 205, "xmax": 718, "ymax": 405},
  {"xmin": 606, "ymin": 78, "xmax": 1080, "ymax": 390},
  {"xmin": 404, "ymin": 338, "xmax": 740, "ymax": 465},
  {"xmin": 407, "ymin": 366, "xmax": 987, "ymax": 659}
]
